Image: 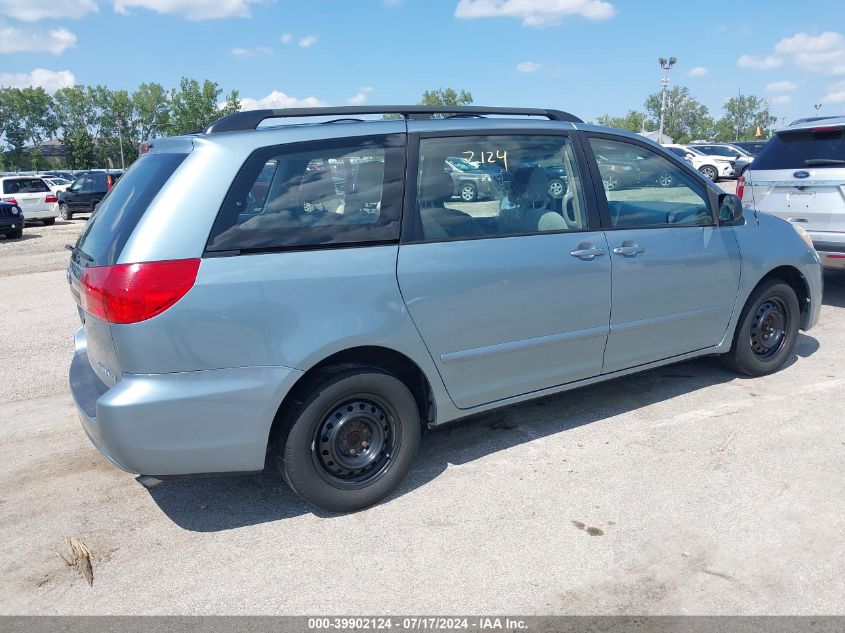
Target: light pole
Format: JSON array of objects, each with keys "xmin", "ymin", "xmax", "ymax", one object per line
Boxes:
[
  {"xmin": 814, "ymin": 103, "xmax": 823, "ymax": 114},
  {"xmin": 657, "ymin": 56, "xmax": 677, "ymax": 144},
  {"xmin": 116, "ymin": 116, "xmax": 126, "ymax": 170}
]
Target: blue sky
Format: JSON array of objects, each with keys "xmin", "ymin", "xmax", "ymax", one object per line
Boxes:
[{"xmin": 2, "ymin": 0, "xmax": 845, "ymax": 125}]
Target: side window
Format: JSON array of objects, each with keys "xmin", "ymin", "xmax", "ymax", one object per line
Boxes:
[
  {"xmin": 414, "ymin": 135, "xmax": 588, "ymax": 241},
  {"xmin": 207, "ymin": 135, "xmax": 404, "ymax": 252},
  {"xmin": 589, "ymin": 137, "xmax": 713, "ymax": 228},
  {"xmin": 80, "ymin": 178, "xmax": 94, "ymax": 193},
  {"xmin": 69, "ymin": 179, "xmax": 83, "ymax": 192}
]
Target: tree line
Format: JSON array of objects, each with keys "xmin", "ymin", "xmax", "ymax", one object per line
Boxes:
[
  {"xmin": 0, "ymin": 78, "xmax": 240, "ymax": 171},
  {"xmin": 596, "ymin": 85, "xmax": 777, "ymax": 143}
]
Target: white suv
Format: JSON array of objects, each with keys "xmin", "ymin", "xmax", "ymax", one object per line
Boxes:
[
  {"xmin": 0, "ymin": 176, "xmax": 60, "ymax": 225},
  {"xmin": 663, "ymin": 144, "xmax": 734, "ymax": 181},
  {"xmin": 741, "ymin": 117, "xmax": 845, "ymax": 270}
]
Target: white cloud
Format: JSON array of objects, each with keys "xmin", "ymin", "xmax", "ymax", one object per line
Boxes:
[
  {"xmin": 0, "ymin": 68, "xmax": 76, "ymax": 92},
  {"xmin": 455, "ymin": 0, "xmax": 615, "ymax": 27},
  {"xmin": 0, "ymin": 0, "xmax": 97, "ymax": 22},
  {"xmin": 773, "ymin": 31, "xmax": 845, "ymax": 75},
  {"xmin": 688, "ymin": 66, "xmax": 708, "ymax": 77},
  {"xmin": 766, "ymin": 80, "xmax": 798, "ymax": 92},
  {"xmin": 298, "ymin": 34, "xmax": 317, "ymax": 47},
  {"xmin": 0, "ymin": 25, "xmax": 76, "ymax": 55},
  {"xmin": 280, "ymin": 32, "xmax": 292, "ymax": 43},
  {"xmin": 822, "ymin": 80, "xmax": 845, "ymax": 104},
  {"xmin": 770, "ymin": 94, "xmax": 792, "ymax": 106},
  {"xmin": 516, "ymin": 61, "xmax": 541, "ymax": 73},
  {"xmin": 346, "ymin": 86, "xmax": 374, "ymax": 105},
  {"xmin": 230, "ymin": 46, "xmax": 271, "ymax": 57},
  {"xmin": 240, "ymin": 90, "xmax": 327, "ymax": 111},
  {"xmin": 737, "ymin": 54, "xmax": 783, "ymax": 70},
  {"xmin": 114, "ymin": 0, "xmax": 260, "ymax": 20}
]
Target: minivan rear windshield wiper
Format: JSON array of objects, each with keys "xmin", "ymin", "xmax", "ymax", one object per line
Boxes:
[{"xmin": 804, "ymin": 158, "xmax": 845, "ymax": 166}]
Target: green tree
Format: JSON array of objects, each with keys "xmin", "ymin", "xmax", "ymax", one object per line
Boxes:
[
  {"xmin": 419, "ymin": 88, "xmax": 473, "ymax": 107},
  {"xmin": 644, "ymin": 85, "xmax": 715, "ymax": 143},
  {"xmin": 133, "ymin": 82, "xmax": 171, "ymax": 142},
  {"xmin": 715, "ymin": 95, "xmax": 776, "ymax": 141},
  {"xmin": 0, "ymin": 86, "xmax": 58, "ymax": 164},
  {"xmin": 169, "ymin": 78, "xmax": 240, "ymax": 135},
  {"xmin": 595, "ymin": 110, "xmax": 647, "ymax": 133},
  {"xmin": 64, "ymin": 127, "xmax": 97, "ymax": 169}
]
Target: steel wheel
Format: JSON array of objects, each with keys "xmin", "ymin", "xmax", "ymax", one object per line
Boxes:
[
  {"xmin": 750, "ymin": 298, "xmax": 788, "ymax": 359},
  {"xmin": 312, "ymin": 397, "xmax": 397, "ymax": 489}
]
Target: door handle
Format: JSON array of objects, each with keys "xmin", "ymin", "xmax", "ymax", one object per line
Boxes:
[
  {"xmin": 612, "ymin": 241, "xmax": 645, "ymax": 257},
  {"xmin": 570, "ymin": 243, "xmax": 606, "ymax": 260}
]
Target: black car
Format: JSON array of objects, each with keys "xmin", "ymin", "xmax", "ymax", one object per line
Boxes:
[
  {"xmin": 731, "ymin": 141, "xmax": 768, "ymax": 156},
  {"xmin": 58, "ymin": 171, "xmax": 122, "ymax": 220},
  {"xmin": 0, "ymin": 201, "xmax": 24, "ymax": 239},
  {"xmin": 444, "ymin": 156, "xmax": 508, "ymax": 202}
]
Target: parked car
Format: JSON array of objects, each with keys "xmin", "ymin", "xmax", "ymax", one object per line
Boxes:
[
  {"xmin": 42, "ymin": 170, "xmax": 76, "ymax": 181},
  {"xmin": 689, "ymin": 143, "xmax": 753, "ymax": 177},
  {"xmin": 67, "ymin": 105, "xmax": 822, "ymax": 513},
  {"xmin": 444, "ymin": 156, "xmax": 508, "ymax": 202},
  {"xmin": 0, "ymin": 176, "xmax": 59, "ymax": 225},
  {"xmin": 741, "ymin": 117, "xmax": 845, "ymax": 270},
  {"xmin": 731, "ymin": 141, "xmax": 768, "ymax": 157},
  {"xmin": 42, "ymin": 176, "xmax": 72, "ymax": 192},
  {"xmin": 593, "ymin": 148, "xmax": 676, "ymax": 190},
  {"xmin": 663, "ymin": 144, "xmax": 735, "ymax": 181},
  {"xmin": 0, "ymin": 200, "xmax": 24, "ymax": 239},
  {"xmin": 58, "ymin": 171, "xmax": 122, "ymax": 220}
]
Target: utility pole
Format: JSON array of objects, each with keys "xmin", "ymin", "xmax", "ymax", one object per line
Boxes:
[
  {"xmin": 657, "ymin": 57, "xmax": 677, "ymax": 144},
  {"xmin": 116, "ymin": 116, "xmax": 126, "ymax": 170}
]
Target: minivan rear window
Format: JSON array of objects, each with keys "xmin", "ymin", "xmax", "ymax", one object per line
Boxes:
[
  {"xmin": 75, "ymin": 152, "xmax": 187, "ymax": 266},
  {"xmin": 753, "ymin": 127, "xmax": 845, "ymax": 170}
]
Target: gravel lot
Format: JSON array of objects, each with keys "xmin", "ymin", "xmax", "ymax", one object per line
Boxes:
[{"xmin": 1, "ymin": 197, "xmax": 844, "ymax": 615}]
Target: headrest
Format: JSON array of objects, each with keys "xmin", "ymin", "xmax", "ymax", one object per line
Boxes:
[
  {"xmin": 420, "ymin": 172, "xmax": 454, "ymax": 206},
  {"xmin": 353, "ymin": 161, "xmax": 385, "ymax": 204},
  {"xmin": 298, "ymin": 168, "xmax": 337, "ymax": 206},
  {"xmin": 511, "ymin": 166, "xmax": 548, "ymax": 206}
]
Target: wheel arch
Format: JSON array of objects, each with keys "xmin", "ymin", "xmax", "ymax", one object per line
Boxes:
[
  {"xmin": 267, "ymin": 345, "xmax": 436, "ymax": 453},
  {"xmin": 751, "ymin": 265, "xmax": 812, "ymax": 329}
]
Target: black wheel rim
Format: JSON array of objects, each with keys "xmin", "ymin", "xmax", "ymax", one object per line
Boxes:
[
  {"xmin": 750, "ymin": 297, "xmax": 788, "ymax": 359},
  {"xmin": 312, "ymin": 397, "xmax": 398, "ymax": 489}
]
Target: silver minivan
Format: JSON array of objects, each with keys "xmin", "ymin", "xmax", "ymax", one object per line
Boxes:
[{"xmin": 68, "ymin": 106, "xmax": 822, "ymax": 512}]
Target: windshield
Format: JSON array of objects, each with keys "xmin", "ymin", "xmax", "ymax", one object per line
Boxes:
[
  {"xmin": 753, "ymin": 127, "xmax": 845, "ymax": 170},
  {"xmin": 693, "ymin": 145, "xmax": 738, "ymax": 157}
]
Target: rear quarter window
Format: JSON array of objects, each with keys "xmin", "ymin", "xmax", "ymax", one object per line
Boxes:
[
  {"xmin": 206, "ymin": 134, "xmax": 404, "ymax": 253},
  {"xmin": 75, "ymin": 153, "xmax": 187, "ymax": 266},
  {"xmin": 753, "ymin": 128, "xmax": 845, "ymax": 170}
]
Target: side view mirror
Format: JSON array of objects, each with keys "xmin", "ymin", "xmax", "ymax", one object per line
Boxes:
[{"xmin": 718, "ymin": 193, "xmax": 743, "ymax": 223}]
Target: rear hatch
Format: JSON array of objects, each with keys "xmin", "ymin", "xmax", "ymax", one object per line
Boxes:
[
  {"xmin": 1, "ymin": 177, "xmax": 54, "ymax": 214},
  {"xmin": 68, "ymin": 151, "xmax": 189, "ymax": 386},
  {"xmin": 746, "ymin": 124, "xmax": 845, "ymax": 233}
]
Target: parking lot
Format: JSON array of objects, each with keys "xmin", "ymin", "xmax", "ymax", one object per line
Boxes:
[{"xmin": 1, "ymin": 201, "xmax": 844, "ymax": 615}]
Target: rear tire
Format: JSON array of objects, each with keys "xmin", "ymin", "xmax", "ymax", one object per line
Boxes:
[
  {"xmin": 275, "ymin": 364, "xmax": 421, "ymax": 512},
  {"xmin": 59, "ymin": 203, "xmax": 72, "ymax": 221},
  {"xmin": 721, "ymin": 279, "xmax": 800, "ymax": 377},
  {"xmin": 42, "ymin": 217, "xmax": 55, "ymax": 226}
]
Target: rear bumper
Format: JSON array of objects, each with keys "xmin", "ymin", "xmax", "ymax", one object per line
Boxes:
[
  {"xmin": 810, "ymin": 233, "xmax": 845, "ymax": 270},
  {"xmin": 22, "ymin": 206, "xmax": 58, "ymax": 220},
  {"xmin": 69, "ymin": 327, "xmax": 304, "ymax": 476}
]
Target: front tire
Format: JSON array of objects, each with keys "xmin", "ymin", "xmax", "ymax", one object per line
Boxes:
[
  {"xmin": 548, "ymin": 178, "xmax": 566, "ymax": 199},
  {"xmin": 275, "ymin": 364, "xmax": 421, "ymax": 512},
  {"xmin": 699, "ymin": 165, "xmax": 718, "ymax": 181},
  {"xmin": 459, "ymin": 182, "xmax": 478, "ymax": 202},
  {"xmin": 5, "ymin": 227, "xmax": 23, "ymax": 239},
  {"xmin": 721, "ymin": 279, "xmax": 800, "ymax": 376},
  {"xmin": 59, "ymin": 203, "xmax": 73, "ymax": 221}
]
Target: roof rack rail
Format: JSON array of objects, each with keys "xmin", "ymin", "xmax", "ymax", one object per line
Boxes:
[{"xmin": 204, "ymin": 106, "xmax": 582, "ymax": 134}]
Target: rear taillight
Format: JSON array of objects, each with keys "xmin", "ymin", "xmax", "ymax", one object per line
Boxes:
[
  {"xmin": 1, "ymin": 197, "xmax": 17, "ymax": 204},
  {"xmin": 736, "ymin": 175, "xmax": 745, "ymax": 201},
  {"xmin": 45, "ymin": 195, "xmax": 58, "ymax": 203},
  {"xmin": 80, "ymin": 259, "xmax": 200, "ymax": 324}
]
